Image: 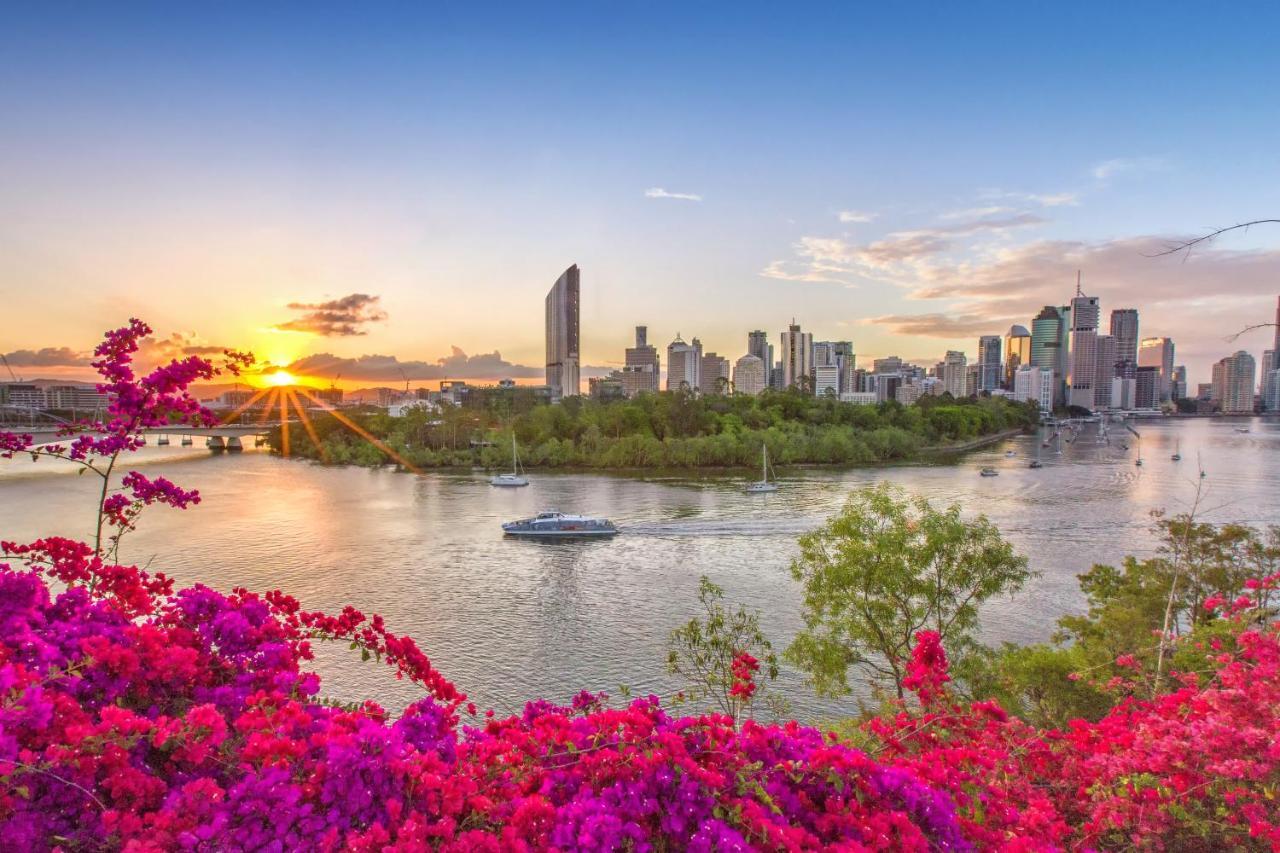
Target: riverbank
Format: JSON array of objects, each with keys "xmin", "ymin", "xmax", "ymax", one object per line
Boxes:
[{"xmin": 917, "ymin": 427, "xmax": 1028, "ymax": 457}]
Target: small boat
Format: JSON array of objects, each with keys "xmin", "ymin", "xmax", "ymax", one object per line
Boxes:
[
  {"xmin": 1171, "ymin": 441, "xmax": 1181, "ymax": 462},
  {"xmin": 1135, "ymin": 458, "xmax": 1143, "ymax": 467},
  {"xmin": 490, "ymin": 434, "xmax": 529, "ymax": 487},
  {"xmin": 1236, "ymin": 427, "xmax": 1250, "ymax": 434},
  {"xmin": 1028, "ymin": 460, "xmax": 1044, "ymax": 469},
  {"xmin": 746, "ymin": 444, "xmax": 778, "ymax": 493},
  {"xmin": 1005, "ymin": 450, "xmax": 1016, "ymax": 457},
  {"xmin": 979, "ymin": 467, "xmax": 999, "ymax": 477},
  {"xmin": 502, "ymin": 511, "xmax": 618, "ymax": 538}
]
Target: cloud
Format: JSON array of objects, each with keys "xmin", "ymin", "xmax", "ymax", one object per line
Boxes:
[
  {"xmin": 285, "ymin": 347, "xmax": 544, "ymax": 382},
  {"xmin": 2, "ymin": 346, "xmax": 89, "ymax": 368},
  {"xmin": 762, "ymin": 213, "xmax": 1048, "ymax": 285},
  {"xmin": 837, "ymin": 210, "xmax": 877, "ymax": 223},
  {"xmin": 275, "ymin": 293, "xmax": 388, "ymax": 336},
  {"xmin": 867, "ymin": 313, "xmax": 1017, "ymax": 338},
  {"xmin": 1091, "ymin": 157, "xmax": 1168, "ymax": 181},
  {"xmin": 645, "ymin": 187, "xmax": 702, "ymax": 202},
  {"xmin": 1027, "ymin": 192, "xmax": 1079, "ymax": 207},
  {"xmin": 941, "ymin": 206, "xmax": 1012, "ymax": 220}
]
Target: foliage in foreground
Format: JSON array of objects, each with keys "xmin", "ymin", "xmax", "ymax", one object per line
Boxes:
[{"xmin": 4, "ymin": 320, "xmax": 1280, "ymax": 850}]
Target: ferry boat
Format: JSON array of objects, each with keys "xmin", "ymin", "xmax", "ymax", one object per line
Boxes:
[
  {"xmin": 502, "ymin": 511, "xmax": 618, "ymax": 538},
  {"xmin": 490, "ymin": 434, "xmax": 529, "ymax": 487}
]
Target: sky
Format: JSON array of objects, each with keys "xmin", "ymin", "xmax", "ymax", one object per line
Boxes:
[{"xmin": 3, "ymin": 2, "xmax": 1280, "ymax": 389}]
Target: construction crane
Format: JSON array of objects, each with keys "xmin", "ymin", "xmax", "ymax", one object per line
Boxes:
[{"xmin": 0, "ymin": 353, "xmax": 21, "ymax": 382}]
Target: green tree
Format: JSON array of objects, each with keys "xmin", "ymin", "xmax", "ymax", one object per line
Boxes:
[
  {"xmin": 667, "ymin": 576, "xmax": 780, "ymax": 724},
  {"xmin": 785, "ymin": 483, "xmax": 1031, "ymax": 699}
]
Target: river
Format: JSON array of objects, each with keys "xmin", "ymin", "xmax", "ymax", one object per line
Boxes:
[{"xmin": 2, "ymin": 416, "xmax": 1276, "ymax": 722}]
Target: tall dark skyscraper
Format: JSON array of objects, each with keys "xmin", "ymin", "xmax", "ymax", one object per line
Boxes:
[
  {"xmin": 1031, "ymin": 305, "xmax": 1069, "ymax": 407},
  {"xmin": 545, "ymin": 264, "xmax": 580, "ymax": 400},
  {"xmin": 1110, "ymin": 308, "xmax": 1140, "ymax": 367},
  {"xmin": 1273, "ymin": 295, "xmax": 1280, "ymax": 356}
]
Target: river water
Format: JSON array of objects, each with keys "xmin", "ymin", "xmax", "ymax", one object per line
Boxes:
[{"xmin": 2, "ymin": 417, "xmax": 1276, "ymax": 722}]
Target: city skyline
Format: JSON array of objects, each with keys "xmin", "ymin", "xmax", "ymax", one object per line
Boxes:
[{"xmin": 4, "ymin": 5, "xmax": 1280, "ymax": 388}]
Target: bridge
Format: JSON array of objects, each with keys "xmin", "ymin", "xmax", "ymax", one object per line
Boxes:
[{"xmin": 0, "ymin": 404, "xmax": 287, "ymax": 452}]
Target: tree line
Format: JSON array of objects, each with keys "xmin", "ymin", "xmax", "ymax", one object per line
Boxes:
[{"xmin": 270, "ymin": 388, "xmax": 1039, "ymax": 469}]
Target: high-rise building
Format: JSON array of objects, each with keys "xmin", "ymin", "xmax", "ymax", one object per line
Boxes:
[
  {"xmin": 1013, "ymin": 366, "xmax": 1054, "ymax": 413},
  {"xmin": 977, "ymin": 335, "xmax": 1002, "ymax": 393},
  {"xmin": 1171, "ymin": 365, "xmax": 1188, "ymax": 402},
  {"xmin": 1031, "ymin": 305, "xmax": 1070, "ymax": 408},
  {"xmin": 1138, "ymin": 337, "xmax": 1176, "ymax": 402},
  {"xmin": 621, "ymin": 325, "xmax": 660, "ymax": 397},
  {"xmin": 813, "ymin": 340, "xmax": 855, "ymax": 394},
  {"xmin": 873, "ymin": 356, "xmax": 903, "ymax": 375},
  {"xmin": 1068, "ymin": 286, "xmax": 1100, "ymax": 410},
  {"xmin": 545, "ymin": 264, "xmax": 580, "ymax": 401},
  {"xmin": 666, "ymin": 335, "xmax": 702, "ymax": 391},
  {"xmin": 1135, "ymin": 366, "xmax": 1160, "ymax": 410},
  {"xmin": 699, "ymin": 352, "xmax": 731, "ymax": 395},
  {"xmin": 1111, "ymin": 376, "xmax": 1137, "ymax": 411},
  {"xmin": 1109, "ymin": 309, "xmax": 1140, "ymax": 367},
  {"xmin": 1263, "ymin": 368, "xmax": 1280, "ymax": 414},
  {"xmin": 1273, "ymin": 295, "xmax": 1280, "ymax": 360},
  {"xmin": 942, "ymin": 351, "xmax": 968, "ymax": 398},
  {"xmin": 780, "ymin": 321, "xmax": 813, "ymax": 390},
  {"xmin": 1211, "ymin": 351, "xmax": 1256, "ymax": 414},
  {"xmin": 1260, "ymin": 350, "xmax": 1277, "ymax": 405},
  {"xmin": 1004, "ymin": 325, "xmax": 1032, "ymax": 389},
  {"xmin": 747, "ymin": 331, "xmax": 773, "ymax": 387},
  {"xmin": 733, "ymin": 354, "xmax": 767, "ymax": 396},
  {"xmin": 1093, "ymin": 335, "xmax": 1116, "ymax": 409}
]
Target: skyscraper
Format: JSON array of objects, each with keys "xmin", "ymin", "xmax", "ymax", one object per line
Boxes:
[
  {"xmin": 1004, "ymin": 325, "xmax": 1031, "ymax": 389},
  {"xmin": 621, "ymin": 325, "xmax": 660, "ymax": 397},
  {"xmin": 780, "ymin": 321, "xmax": 813, "ymax": 390},
  {"xmin": 666, "ymin": 334, "xmax": 702, "ymax": 391},
  {"xmin": 942, "ymin": 351, "xmax": 968, "ymax": 397},
  {"xmin": 1068, "ymin": 283, "xmax": 1100, "ymax": 410},
  {"xmin": 1138, "ymin": 337, "xmax": 1175, "ymax": 402},
  {"xmin": 1211, "ymin": 351, "xmax": 1256, "ymax": 414},
  {"xmin": 699, "ymin": 352, "xmax": 730, "ymax": 395},
  {"xmin": 733, "ymin": 354, "xmax": 766, "ymax": 396},
  {"xmin": 1273, "ymin": 295, "xmax": 1280, "ymax": 358},
  {"xmin": 1093, "ymin": 335, "xmax": 1116, "ymax": 409},
  {"xmin": 1109, "ymin": 309, "xmax": 1140, "ymax": 366},
  {"xmin": 742, "ymin": 330, "xmax": 768, "ymax": 384},
  {"xmin": 545, "ymin": 264, "xmax": 580, "ymax": 401},
  {"xmin": 977, "ymin": 335, "xmax": 1002, "ymax": 393},
  {"xmin": 1171, "ymin": 365, "xmax": 1188, "ymax": 402},
  {"xmin": 1031, "ymin": 305, "xmax": 1069, "ymax": 408}
]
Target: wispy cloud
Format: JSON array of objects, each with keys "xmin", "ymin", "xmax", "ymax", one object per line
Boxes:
[
  {"xmin": 275, "ymin": 293, "xmax": 388, "ymax": 337},
  {"xmin": 837, "ymin": 209, "xmax": 877, "ymax": 223},
  {"xmin": 286, "ymin": 347, "xmax": 544, "ymax": 381},
  {"xmin": 645, "ymin": 187, "xmax": 702, "ymax": 202},
  {"xmin": 1091, "ymin": 156, "xmax": 1168, "ymax": 181},
  {"xmin": 978, "ymin": 188, "xmax": 1081, "ymax": 208},
  {"xmin": 762, "ymin": 213, "xmax": 1049, "ymax": 286},
  {"xmin": 867, "ymin": 313, "xmax": 1017, "ymax": 338},
  {"xmin": 940, "ymin": 205, "xmax": 1012, "ymax": 220}
]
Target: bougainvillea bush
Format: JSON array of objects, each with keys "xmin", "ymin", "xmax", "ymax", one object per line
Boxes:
[{"xmin": 3, "ymin": 321, "xmax": 1280, "ymax": 850}]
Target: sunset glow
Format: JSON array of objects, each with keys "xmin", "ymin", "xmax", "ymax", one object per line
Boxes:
[{"xmin": 265, "ymin": 369, "xmax": 296, "ymax": 387}]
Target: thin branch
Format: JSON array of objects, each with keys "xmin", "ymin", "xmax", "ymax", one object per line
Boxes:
[{"xmin": 1145, "ymin": 219, "xmax": 1280, "ymax": 260}]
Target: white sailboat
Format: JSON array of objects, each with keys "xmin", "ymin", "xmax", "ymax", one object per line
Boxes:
[
  {"xmin": 746, "ymin": 445, "xmax": 778, "ymax": 493},
  {"xmin": 490, "ymin": 434, "xmax": 529, "ymax": 487}
]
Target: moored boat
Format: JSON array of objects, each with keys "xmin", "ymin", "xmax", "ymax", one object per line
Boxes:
[
  {"xmin": 979, "ymin": 467, "xmax": 999, "ymax": 477},
  {"xmin": 746, "ymin": 444, "xmax": 778, "ymax": 493},
  {"xmin": 491, "ymin": 434, "xmax": 529, "ymax": 487}
]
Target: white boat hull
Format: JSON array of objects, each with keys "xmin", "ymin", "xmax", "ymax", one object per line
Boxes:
[
  {"xmin": 503, "ymin": 528, "xmax": 617, "ymax": 538},
  {"xmin": 745, "ymin": 482, "xmax": 778, "ymax": 493},
  {"xmin": 490, "ymin": 475, "xmax": 529, "ymax": 487}
]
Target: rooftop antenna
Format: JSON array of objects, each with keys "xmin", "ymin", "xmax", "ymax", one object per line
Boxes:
[{"xmin": 1075, "ymin": 269, "xmax": 1083, "ymax": 297}]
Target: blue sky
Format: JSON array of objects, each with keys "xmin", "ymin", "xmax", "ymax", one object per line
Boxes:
[{"xmin": 3, "ymin": 2, "xmax": 1279, "ymax": 385}]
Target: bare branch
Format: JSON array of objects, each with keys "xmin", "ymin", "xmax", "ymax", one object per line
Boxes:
[{"xmin": 1146, "ymin": 219, "xmax": 1280, "ymax": 260}]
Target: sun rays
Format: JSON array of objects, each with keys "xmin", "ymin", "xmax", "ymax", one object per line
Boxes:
[{"xmin": 217, "ymin": 383, "xmax": 419, "ymax": 473}]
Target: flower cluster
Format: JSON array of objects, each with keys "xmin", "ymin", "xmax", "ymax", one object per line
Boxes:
[{"xmin": 728, "ymin": 650, "xmax": 760, "ymax": 700}]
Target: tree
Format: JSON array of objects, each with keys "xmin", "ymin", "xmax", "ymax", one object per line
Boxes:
[
  {"xmin": 786, "ymin": 483, "xmax": 1031, "ymax": 699},
  {"xmin": 667, "ymin": 576, "xmax": 780, "ymax": 724}
]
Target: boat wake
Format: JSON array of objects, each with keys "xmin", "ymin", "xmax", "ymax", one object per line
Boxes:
[{"xmin": 621, "ymin": 517, "xmax": 815, "ymax": 537}]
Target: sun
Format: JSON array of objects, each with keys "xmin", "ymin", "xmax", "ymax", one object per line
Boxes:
[{"xmin": 265, "ymin": 369, "xmax": 296, "ymax": 387}]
